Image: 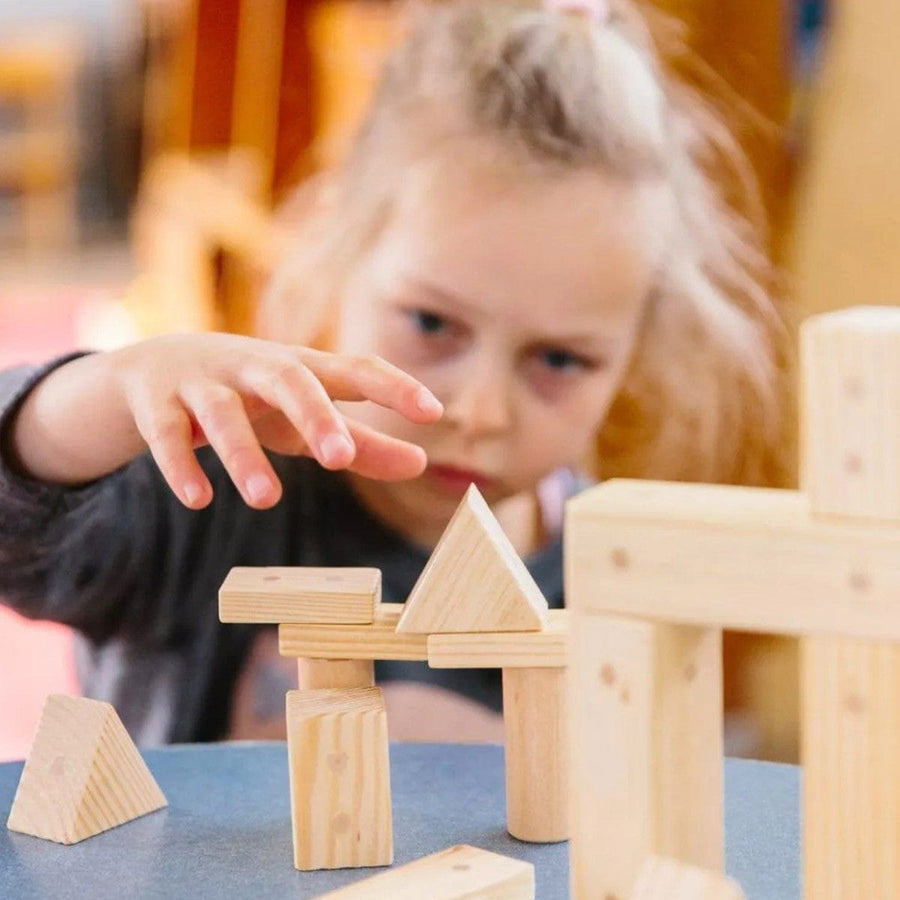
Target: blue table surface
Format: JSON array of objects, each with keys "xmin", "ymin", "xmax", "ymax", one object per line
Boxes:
[{"xmin": 0, "ymin": 742, "xmax": 800, "ymax": 899}]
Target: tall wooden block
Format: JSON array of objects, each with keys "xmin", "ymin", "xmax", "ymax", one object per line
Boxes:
[
  {"xmin": 286, "ymin": 687, "xmax": 392, "ymax": 871},
  {"xmin": 219, "ymin": 566, "xmax": 380, "ymax": 624},
  {"xmin": 297, "ymin": 658, "xmax": 375, "ymax": 690},
  {"xmin": 800, "ymin": 308, "xmax": 900, "ymax": 900},
  {"xmin": 396, "ymin": 485, "xmax": 548, "ymax": 634},
  {"xmin": 312, "ymin": 844, "xmax": 534, "ymax": 899},
  {"xmin": 502, "ymin": 667, "xmax": 568, "ymax": 843},
  {"xmin": 568, "ymin": 614, "xmax": 723, "ymax": 900},
  {"xmin": 6, "ymin": 694, "xmax": 167, "ymax": 845},
  {"xmin": 630, "ymin": 855, "xmax": 746, "ymax": 900}
]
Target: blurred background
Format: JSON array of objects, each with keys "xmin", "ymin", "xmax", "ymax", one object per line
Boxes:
[{"xmin": 0, "ymin": 0, "xmax": 848, "ymax": 761}]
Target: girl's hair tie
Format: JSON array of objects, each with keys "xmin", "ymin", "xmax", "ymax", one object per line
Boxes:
[{"xmin": 543, "ymin": 0, "xmax": 610, "ymax": 25}]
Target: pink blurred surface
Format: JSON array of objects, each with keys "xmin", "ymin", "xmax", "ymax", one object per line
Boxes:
[{"xmin": 0, "ymin": 287, "xmax": 85, "ymax": 761}]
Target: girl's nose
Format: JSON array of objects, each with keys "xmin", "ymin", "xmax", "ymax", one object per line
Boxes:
[{"xmin": 442, "ymin": 363, "xmax": 514, "ymax": 438}]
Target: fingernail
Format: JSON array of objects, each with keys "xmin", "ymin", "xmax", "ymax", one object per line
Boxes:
[
  {"xmin": 184, "ymin": 481, "xmax": 204, "ymax": 505},
  {"xmin": 246, "ymin": 473, "xmax": 273, "ymax": 503},
  {"xmin": 320, "ymin": 433, "xmax": 354, "ymax": 467},
  {"xmin": 416, "ymin": 388, "xmax": 443, "ymax": 416}
]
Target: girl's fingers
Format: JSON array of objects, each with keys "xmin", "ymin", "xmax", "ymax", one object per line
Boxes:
[
  {"xmin": 131, "ymin": 396, "xmax": 213, "ymax": 509},
  {"xmin": 179, "ymin": 380, "xmax": 282, "ymax": 508},
  {"xmin": 344, "ymin": 418, "xmax": 428, "ymax": 481},
  {"xmin": 297, "ymin": 349, "xmax": 443, "ymax": 424},
  {"xmin": 239, "ymin": 361, "xmax": 356, "ymax": 470}
]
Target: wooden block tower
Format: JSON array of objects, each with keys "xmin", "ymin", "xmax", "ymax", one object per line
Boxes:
[{"xmin": 566, "ymin": 306, "xmax": 900, "ymax": 900}]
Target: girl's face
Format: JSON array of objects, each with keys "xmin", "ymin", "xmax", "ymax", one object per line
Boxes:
[{"xmin": 334, "ymin": 153, "xmax": 672, "ymax": 542}]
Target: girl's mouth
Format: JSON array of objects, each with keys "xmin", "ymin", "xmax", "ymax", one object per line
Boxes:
[{"xmin": 426, "ymin": 464, "xmax": 494, "ymax": 495}]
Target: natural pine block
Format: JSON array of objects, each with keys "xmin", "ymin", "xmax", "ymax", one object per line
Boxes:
[
  {"xmin": 565, "ymin": 479, "xmax": 900, "ymax": 641},
  {"xmin": 568, "ymin": 614, "xmax": 723, "ymax": 900},
  {"xmin": 396, "ymin": 485, "xmax": 548, "ymax": 634},
  {"xmin": 298, "ymin": 658, "xmax": 375, "ymax": 690},
  {"xmin": 800, "ymin": 306, "xmax": 900, "ymax": 900},
  {"xmin": 503, "ymin": 667, "xmax": 568, "ymax": 842},
  {"xmin": 311, "ymin": 844, "xmax": 534, "ymax": 899},
  {"xmin": 630, "ymin": 856, "xmax": 746, "ymax": 899},
  {"xmin": 6, "ymin": 694, "xmax": 167, "ymax": 845},
  {"xmin": 287, "ymin": 687, "xmax": 393, "ymax": 870},
  {"xmin": 219, "ymin": 567, "xmax": 380, "ymax": 624},
  {"xmin": 280, "ymin": 604, "xmax": 428, "ymax": 661},
  {"xmin": 428, "ymin": 610, "xmax": 569, "ymax": 669},
  {"xmin": 801, "ymin": 308, "xmax": 900, "ymax": 522}
]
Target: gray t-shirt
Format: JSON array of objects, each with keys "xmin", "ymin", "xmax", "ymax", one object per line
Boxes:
[{"xmin": 0, "ymin": 355, "xmax": 569, "ymax": 746}]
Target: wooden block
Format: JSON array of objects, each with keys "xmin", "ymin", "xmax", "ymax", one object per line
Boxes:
[
  {"xmin": 428, "ymin": 610, "xmax": 568, "ymax": 669},
  {"xmin": 630, "ymin": 856, "xmax": 746, "ymax": 899},
  {"xmin": 568, "ymin": 614, "xmax": 723, "ymax": 900},
  {"xmin": 311, "ymin": 844, "xmax": 534, "ymax": 899},
  {"xmin": 219, "ymin": 567, "xmax": 380, "ymax": 624},
  {"xmin": 503, "ymin": 667, "xmax": 568, "ymax": 842},
  {"xmin": 279, "ymin": 604, "xmax": 428, "ymax": 661},
  {"xmin": 298, "ymin": 659, "xmax": 375, "ymax": 690},
  {"xmin": 801, "ymin": 308, "xmax": 900, "ymax": 523},
  {"xmin": 800, "ymin": 306, "xmax": 900, "ymax": 900},
  {"xmin": 6, "ymin": 694, "xmax": 167, "ymax": 845},
  {"xmin": 396, "ymin": 485, "xmax": 548, "ymax": 634},
  {"xmin": 287, "ymin": 687, "xmax": 392, "ymax": 870},
  {"xmin": 565, "ymin": 479, "xmax": 900, "ymax": 641}
]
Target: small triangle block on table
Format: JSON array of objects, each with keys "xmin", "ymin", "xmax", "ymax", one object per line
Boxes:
[
  {"xmin": 6, "ymin": 694, "xmax": 167, "ymax": 845},
  {"xmin": 630, "ymin": 856, "xmax": 746, "ymax": 900},
  {"xmin": 396, "ymin": 484, "xmax": 549, "ymax": 634}
]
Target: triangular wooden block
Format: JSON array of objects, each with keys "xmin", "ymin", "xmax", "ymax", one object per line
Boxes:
[
  {"xmin": 396, "ymin": 484, "xmax": 548, "ymax": 634},
  {"xmin": 7, "ymin": 694, "xmax": 167, "ymax": 845},
  {"xmin": 631, "ymin": 856, "xmax": 746, "ymax": 900}
]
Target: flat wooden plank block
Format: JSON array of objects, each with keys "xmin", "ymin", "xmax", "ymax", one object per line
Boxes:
[
  {"xmin": 312, "ymin": 844, "xmax": 534, "ymax": 899},
  {"xmin": 7, "ymin": 694, "xmax": 167, "ymax": 845},
  {"xmin": 565, "ymin": 479, "xmax": 900, "ymax": 640},
  {"xmin": 287, "ymin": 687, "xmax": 393, "ymax": 870},
  {"xmin": 279, "ymin": 604, "xmax": 428, "ymax": 661},
  {"xmin": 428, "ymin": 610, "xmax": 568, "ymax": 669},
  {"xmin": 396, "ymin": 485, "xmax": 548, "ymax": 634},
  {"xmin": 630, "ymin": 856, "xmax": 746, "ymax": 899},
  {"xmin": 219, "ymin": 567, "xmax": 380, "ymax": 624}
]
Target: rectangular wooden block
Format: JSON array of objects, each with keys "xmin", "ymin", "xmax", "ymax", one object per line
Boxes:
[
  {"xmin": 568, "ymin": 613, "xmax": 724, "ymax": 900},
  {"xmin": 287, "ymin": 687, "xmax": 393, "ymax": 871},
  {"xmin": 297, "ymin": 658, "xmax": 375, "ymax": 690},
  {"xmin": 219, "ymin": 567, "xmax": 380, "ymax": 624},
  {"xmin": 565, "ymin": 479, "xmax": 900, "ymax": 640},
  {"xmin": 311, "ymin": 844, "xmax": 534, "ymax": 899},
  {"xmin": 428, "ymin": 610, "xmax": 569, "ymax": 669},
  {"xmin": 280, "ymin": 604, "xmax": 428, "ymax": 661}
]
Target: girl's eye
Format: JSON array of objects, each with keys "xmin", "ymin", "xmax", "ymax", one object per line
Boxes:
[
  {"xmin": 411, "ymin": 310, "xmax": 448, "ymax": 335},
  {"xmin": 538, "ymin": 348, "xmax": 591, "ymax": 372}
]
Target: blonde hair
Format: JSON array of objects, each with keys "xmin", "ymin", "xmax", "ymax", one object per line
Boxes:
[{"xmin": 262, "ymin": 0, "xmax": 794, "ymax": 488}]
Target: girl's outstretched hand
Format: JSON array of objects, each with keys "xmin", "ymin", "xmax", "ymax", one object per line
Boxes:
[{"xmin": 113, "ymin": 334, "xmax": 444, "ymax": 509}]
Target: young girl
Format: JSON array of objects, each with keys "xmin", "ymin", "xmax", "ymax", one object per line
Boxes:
[{"xmin": 0, "ymin": 0, "xmax": 789, "ymax": 746}]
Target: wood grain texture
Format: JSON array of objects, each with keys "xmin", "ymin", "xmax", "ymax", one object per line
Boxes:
[
  {"xmin": 800, "ymin": 306, "xmax": 900, "ymax": 900},
  {"xmin": 286, "ymin": 687, "xmax": 392, "ymax": 871},
  {"xmin": 503, "ymin": 667, "xmax": 568, "ymax": 842},
  {"xmin": 279, "ymin": 604, "xmax": 428, "ymax": 661},
  {"xmin": 568, "ymin": 615, "xmax": 723, "ymax": 900},
  {"xmin": 630, "ymin": 855, "xmax": 746, "ymax": 899},
  {"xmin": 6, "ymin": 694, "xmax": 167, "ymax": 845},
  {"xmin": 396, "ymin": 485, "xmax": 548, "ymax": 634},
  {"xmin": 219, "ymin": 567, "xmax": 380, "ymax": 624},
  {"xmin": 428, "ymin": 610, "xmax": 569, "ymax": 669},
  {"xmin": 565, "ymin": 479, "xmax": 900, "ymax": 640},
  {"xmin": 297, "ymin": 659, "xmax": 375, "ymax": 690},
  {"xmin": 311, "ymin": 844, "xmax": 534, "ymax": 899}
]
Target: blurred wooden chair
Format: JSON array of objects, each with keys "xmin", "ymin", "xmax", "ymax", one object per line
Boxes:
[{"xmin": 0, "ymin": 28, "xmax": 83, "ymax": 253}]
